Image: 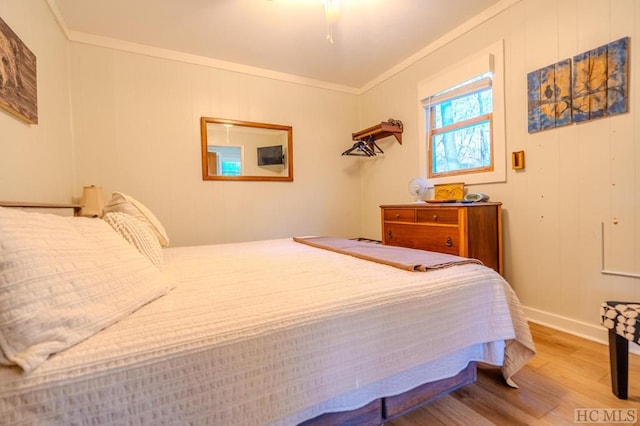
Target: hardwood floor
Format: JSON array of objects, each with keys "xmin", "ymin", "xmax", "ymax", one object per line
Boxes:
[{"xmin": 388, "ymin": 322, "xmax": 640, "ymax": 425}]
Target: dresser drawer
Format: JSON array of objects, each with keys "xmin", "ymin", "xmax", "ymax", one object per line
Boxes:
[
  {"xmin": 383, "ymin": 209, "xmax": 416, "ymax": 222},
  {"xmin": 383, "ymin": 223, "xmax": 460, "ymax": 255},
  {"xmin": 415, "ymin": 208, "xmax": 458, "ymax": 225}
]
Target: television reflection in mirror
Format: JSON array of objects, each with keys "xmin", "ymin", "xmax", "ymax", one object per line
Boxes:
[{"xmin": 257, "ymin": 145, "xmax": 285, "ymax": 166}]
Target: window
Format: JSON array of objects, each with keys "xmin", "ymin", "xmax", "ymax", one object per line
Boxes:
[
  {"xmin": 208, "ymin": 145, "xmax": 243, "ymax": 176},
  {"xmin": 418, "ymin": 41, "xmax": 505, "ymax": 186},
  {"xmin": 221, "ymin": 160, "xmax": 241, "ymax": 176},
  {"xmin": 426, "ymin": 73, "xmax": 493, "ymax": 177}
]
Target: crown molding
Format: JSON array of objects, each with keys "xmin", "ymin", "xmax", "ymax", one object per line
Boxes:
[{"xmin": 67, "ymin": 31, "xmax": 361, "ymax": 95}]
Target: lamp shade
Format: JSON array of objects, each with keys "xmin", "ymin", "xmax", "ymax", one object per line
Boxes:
[{"xmin": 80, "ymin": 185, "xmax": 106, "ymax": 217}]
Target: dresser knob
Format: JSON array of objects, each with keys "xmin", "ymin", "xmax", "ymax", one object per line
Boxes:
[
  {"xmin": 433, "ymin": 215, "xmax": 438, "ymax": 221},
  {"xmin": 386, "ymin": 230, "xmax": 393, "ymax": 239},
  {"xmin": 395, "ymin": 214, "xmax": 400, "ymax": 219},
  {"xmin": 445, "ymin": 237, "xmax": 453, "ymax": 247}
]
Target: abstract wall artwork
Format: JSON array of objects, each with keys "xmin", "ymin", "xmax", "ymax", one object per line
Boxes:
[
  {"xmin": 527, "ymin": 58, "xmax": 572, "ymax": 133},
  {"xmin": 0, "ymin": 17, "xmax": 37, "ymax": 124},
  {"xmin": 527, "ymin": 36, "xmax": 629, "ymax": 133},
  {"xmin": 572, "ymin": 37, "xmax": 629, "ymax": 122}
]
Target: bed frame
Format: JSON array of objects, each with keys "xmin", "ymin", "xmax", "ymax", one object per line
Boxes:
[
  {"xmin": 301, "ymin": 362, "xmax": 476, "ymax": 425},
  {"xmin": 0, "ymin": 200, "xmax": 81, "ymax": 215}
]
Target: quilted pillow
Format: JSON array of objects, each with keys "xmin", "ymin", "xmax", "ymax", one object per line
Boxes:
[
  {"xmin": 102, "ymin": 192, "xmax": 170, "ymax": 247},
  {"xmin": 103, "ymin": 212, "xmax": 163, "ymax": 269},
  {"xmin": 0, "ymin": 207, "xmax": 173, "ymax": 374}
]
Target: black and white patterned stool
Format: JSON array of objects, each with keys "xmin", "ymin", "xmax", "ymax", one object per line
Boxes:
[{"xmin": 600, "ymin": 301, "xmax": 640, "ymax": 399}]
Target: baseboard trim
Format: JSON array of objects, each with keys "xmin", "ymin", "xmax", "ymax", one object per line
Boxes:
[{"xmin": 523, "ymin": 305, "xmax": 640, "ymax": 356}]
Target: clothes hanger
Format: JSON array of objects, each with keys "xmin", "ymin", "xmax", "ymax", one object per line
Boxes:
[
  {"xmin": 341, "ymin": 138, "xmax": 383, "ymax": 157},
  {"xmin": 367, "ymin": 137, "xmax": 384, "ymax": 155},
  {"xmin": 341, "ymin": 140, "xmax": 373, "ymax": 156}
]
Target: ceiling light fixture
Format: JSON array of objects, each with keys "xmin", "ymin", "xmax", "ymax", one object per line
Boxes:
[
  {"xmin": 323, "ymin": 0, "xmax": 340, "ymax": 44},
  {"xmin": 270, "ymin": 0, "xmax": 341, "ymax": 44}
]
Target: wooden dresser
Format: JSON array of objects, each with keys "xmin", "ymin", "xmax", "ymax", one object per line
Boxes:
[{"xmin": 380, "ymin": 202, "xmax": 503, "ymax": 275}]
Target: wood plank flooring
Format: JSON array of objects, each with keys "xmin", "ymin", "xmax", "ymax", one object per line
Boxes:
[{"xmin": 388, "ymin": 322, "xmax": 640, "ymax": 425}]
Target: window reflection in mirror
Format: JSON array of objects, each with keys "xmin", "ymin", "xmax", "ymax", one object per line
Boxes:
[
  {"xmin": 206, "ymin": 146, "xmax": 242, "ymax": 176},
  {"xmin": 200, "ymin": 117, "xmax": 293, "ymax": 181}
]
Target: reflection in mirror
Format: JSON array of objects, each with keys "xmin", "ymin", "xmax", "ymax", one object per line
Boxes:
[
  {"xmin": 207, "ymin": 146, "xmax": 242, "ymax": 176},
  {"xmin": 200, "ymin": 117, "xmax": 293, "ymax": 181}
]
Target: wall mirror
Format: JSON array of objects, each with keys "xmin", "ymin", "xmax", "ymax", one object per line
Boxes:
[{"xmin": 200, "ymin": 117, "xmax": 293, "ymax": 181}]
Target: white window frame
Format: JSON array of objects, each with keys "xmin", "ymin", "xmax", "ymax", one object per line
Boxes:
[{"xmin": 418, "ymin": 40, "xmax": 506, "ymax": 186}]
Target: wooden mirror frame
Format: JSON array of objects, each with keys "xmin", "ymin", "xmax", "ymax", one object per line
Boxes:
[{"xmin": 200, "ymin": 117, "xmax": 293, "ymax": 182}]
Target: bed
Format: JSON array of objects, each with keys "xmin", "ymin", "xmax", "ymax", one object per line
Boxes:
[{"xmin": 0, "ymin": 196, "xmax": 535, "ymax": 425}]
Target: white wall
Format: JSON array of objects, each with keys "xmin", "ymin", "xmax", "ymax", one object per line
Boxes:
[
  {"xmin": 0, "ymin": 0, "xmax": 73, "ymax": 202},
  {"xmin": 68, "ymin": 43, "xmax": 362, "ymax": 246},
  {"xmin": 358, "ymin": 0, "xmax": 640, "ymax": 339}
]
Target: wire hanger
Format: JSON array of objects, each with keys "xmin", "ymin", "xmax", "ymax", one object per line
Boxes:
[
  {"xmin": 341, "ymin": 137, "xmax": 384, "ymax": 157},
  {"xmin": 341, "ymin": 139, "xmax": 378, "ymax": 157}
]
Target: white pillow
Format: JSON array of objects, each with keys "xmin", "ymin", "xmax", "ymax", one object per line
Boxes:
[
  {"xmin": 0, "ymin": 207, "xmax": 173, "ymax": 374},
  {"xmin": 102, "ymin": 192, "xmax": 170, "ymax": 247},
  {"xmin": 103, "ymin": 212, "xmax": 163, "ymax": 269}
]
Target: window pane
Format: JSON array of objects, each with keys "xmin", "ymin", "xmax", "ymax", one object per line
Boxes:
[
  {"xmin": 221, "ymin": 161, "xmax": 241, "ymax": 176},
  {"xmin": 432, "ymin": 119, "xmax": 491, "ymax": 174},
  {"xmin": 433, "ymin": 88, "xmax": 492, "ymax": 129}
]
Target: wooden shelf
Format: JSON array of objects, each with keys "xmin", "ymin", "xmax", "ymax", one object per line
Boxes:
[{"xmin": 352, "ymin": 120, "xmax": 403, "ymax": 145}]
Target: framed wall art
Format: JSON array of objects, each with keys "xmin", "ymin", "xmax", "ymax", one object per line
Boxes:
[
  {"xmin": 528, "ymin": 36, "xmax": 630, "ymax": 133},
  {"xmin": 527, "ymin": 58, "xmax": 572, "ymax": 133},
  {"xmin": 0, "ymin": 16, "xmax": 37, "ymax": 124},
  {"xmin": 572, "ymin": 37, "xmax": 629, "ymax": 122}
]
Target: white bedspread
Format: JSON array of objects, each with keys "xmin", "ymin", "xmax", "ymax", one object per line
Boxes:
[{"xmin": 0, "ymin": 238, "xmax": 534, "ymax": 425}]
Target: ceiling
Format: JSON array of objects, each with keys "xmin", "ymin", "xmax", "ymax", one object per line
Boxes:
[{"xmin": 49, "ymin": 0, "xmax": 510, "ymax": 91}]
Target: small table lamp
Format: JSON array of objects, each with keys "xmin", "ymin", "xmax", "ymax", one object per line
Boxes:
[{"xmin": 80, "ymin": 185, "xmax": 106, "ymax": 217}]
